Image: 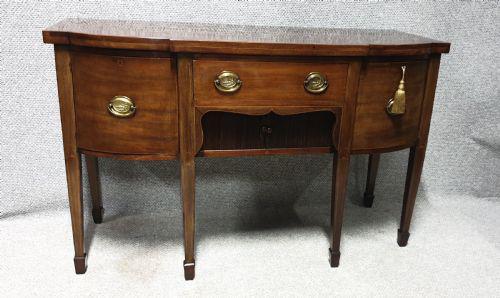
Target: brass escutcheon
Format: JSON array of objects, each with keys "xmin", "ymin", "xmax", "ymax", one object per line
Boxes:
[
  {"xmin": 214, "ymin": 71, "xmax": 242, "ymax": 93},
  {"xmin": 304, "ymin": 72, "xmax": 328, "ymax": 94},
  {"xmin": 108, "ymin": 95, "xmax": 136, "ymax": 118}
]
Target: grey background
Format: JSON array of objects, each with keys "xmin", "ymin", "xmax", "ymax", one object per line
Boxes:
[
  {"xmin": 1, "ymin": 1, "xmax": 499, "ymax": 224},
  {"xmin": 1, "ymin": 1, "xmax": 500, "ymax": 296}
]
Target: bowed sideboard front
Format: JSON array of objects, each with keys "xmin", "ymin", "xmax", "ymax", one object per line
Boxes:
[{"xmin": 44, "ymin": 19, "xmax": 450, "ymax": 280}]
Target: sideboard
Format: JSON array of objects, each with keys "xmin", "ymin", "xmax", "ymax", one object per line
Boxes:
[{"xmin": 43, "ymin": 19, "xmax": 450, "ymax": 280}]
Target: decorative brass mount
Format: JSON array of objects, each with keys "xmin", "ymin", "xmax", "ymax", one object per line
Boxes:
[
  {"xmin": 386, "ymin": 66, "xmax": 407, "ymax": 116},
  {"xmin": 108, "ymin": 95, "xmax": 136, "ymax": 118},
  {"xmin": 214, "ymin": 71, "xmax": 242, "ymax": 93},
  {"xmin": 304, "ymin": 72, "xmax": 328, "ymax": 94}
]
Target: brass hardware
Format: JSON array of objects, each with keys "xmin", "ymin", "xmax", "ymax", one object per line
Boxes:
[
  {"xmin": 386, "ymin": 66, "xmax": 407, "ymax": 116},
  {"xmin": 261, "ymin": 126, "xmax": 272, "ymax": 135},
  {"xmin": 214, "ymin": 71, "xmax": 242, "ymax": 93},
  {"xmin": 304, "ymin": 72, "xmax": 328, "ymax": 94},
  {"xmin": 108, "ymin": 95, "xmax": 136, "ymax": 118}
]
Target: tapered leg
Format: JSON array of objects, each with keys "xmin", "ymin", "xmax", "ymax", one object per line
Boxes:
[
  {"xmin": 178, "ymin": 55, "xmax": 196, "ymax": 280},
  {"xmin": 55, "ymin": 46, "xmax": 87, "ymax": 274},
  {"xmin": 398, "ymin": 54, "xmax": 442, "ymax": 246},
  {"xmin": 329, "ymin": 151, "xmax": 351, "ymax": 267},
  {"xmin": 398, "ymin": 145, "xmax": 426, "ymax": 247},
  {"xmin": 329, "ymin": 60, "xmax": 361, "ymax": 267},
  {"xmin": 65, "ymin": 153, "xmax": 87, "ymax": 274},
  {"xmin": 181, "ymin": 157, "xmax": 195, "ymax": 280},
  {"xmin": 86, "ymin": 155, "xmax": 104, "ymax": 224},
  {"xmin": 363, "ymin": 153, "xmax": 380, "ymax": 208}
]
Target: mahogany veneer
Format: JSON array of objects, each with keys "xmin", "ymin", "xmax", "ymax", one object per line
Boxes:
[
  {"xmin": 193, "ymin": 59, "xmax": 348, "ymax": 106},
  {"xmin": 352, "ymin": 60, "xmax": 428, "ymax": 151},
  {"xmin": 43, "ymin": 18, "xmax": 450, "ymax": 280},
  {"xmin": 72, "ymin": 52, "xmax": 178, "ymax": 155}
]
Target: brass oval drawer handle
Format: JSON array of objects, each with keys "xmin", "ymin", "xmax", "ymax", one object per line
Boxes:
[
  {"xmin": 387, "ymin": 66, "xmax": 406, "ymax": 116},
  {"xmin": 108, "ymin": 95, "xmax": 136, "ymax": 118},
  {"xmin": 304, "ymin": 72, "xmax": 328, "ymax": 94},
  {"xmin": 214, "ymin": 71, "xmax": 242, "ymax": 93}
]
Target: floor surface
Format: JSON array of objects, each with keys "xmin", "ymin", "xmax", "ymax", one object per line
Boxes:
[{"xmin": 1, "ymin": 193, "xmax": 499, "ymax": 297}]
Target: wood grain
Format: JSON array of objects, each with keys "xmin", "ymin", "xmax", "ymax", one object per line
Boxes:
[
  {"xmin": 398, "ymin": 54, "xmax": 442, "ymax": 246},
  {"xmin": 45, "ymin": 20, "xmax": 450, "ymax": 277},
  {"xmin": 199, "ymin": 147, "xmax": 331, "ymax": 157},
  {"xmin": 329, "ymin": 60, "xmax": 362, "ymax": 267},
  {"xmin": 200, "ymin": 111, "xmax": 335, "ymax": 151},
  {"xmin": 193, "ymin": 59, "xmax": 348, "ymax": 106},
  {"xmin": 54, "ymin": 46, "xmax": 87, "ymax": 274},
  {"xmin": 79, "ymin": 149, "xmax": 177, "ymax": 161},
  {"xmin": 193, "ymin": 106, "xmax": 341, "ymax": 154},
  {"xmin": 352, "ymin": 60, "xmax": 428, "ymax": 151},
  {"xmin": 43, "ymin": 18, "xmax": 450, "ymax": 56},
  {"xmin": 177, "ymin": 55, "xmax": 196, "ymax": 280},
  {"xmin": 363, "ymin": 153, "xmax": 380, "ymax": 208},
  {"xmin": 71, "ymin": 51, "xmax": 178, "ymax": 155},
  {"xmin": 85, "ymin": 155, "xmax": 104, "ymax": 224}
]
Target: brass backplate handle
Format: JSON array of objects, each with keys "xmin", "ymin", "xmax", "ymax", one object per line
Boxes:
[
  {"xmin": 108, "ymin": 95, "xmax": 136, "ymax": 118},
  {"xmin": 304, "ymin": 72, "xmax": 328, "ymax": 94},
  {"xmin": 214, "ymin": 71, "xmax": 242, "ymax": 93},
  {"xmin": 386, "ymin": 66, "xmax": 406, "ymax": 116}
]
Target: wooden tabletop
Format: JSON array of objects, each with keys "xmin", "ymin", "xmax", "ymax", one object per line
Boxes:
[{"xmin": 43, "ymin": 18, "xmax": 450, "ymax": 56}]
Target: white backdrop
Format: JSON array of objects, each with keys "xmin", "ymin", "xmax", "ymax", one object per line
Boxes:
[{"xmin": 1, "ymin": 0, "xmax": 499, "ymax": 219}]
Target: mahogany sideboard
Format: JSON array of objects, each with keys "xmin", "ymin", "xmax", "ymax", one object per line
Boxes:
[{"xmin": 43, "ymin": 19, "xmax": 450, "ymax": 280}]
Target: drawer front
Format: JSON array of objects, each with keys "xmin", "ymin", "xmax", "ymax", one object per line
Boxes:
[
  {"xmin": 193, "ymin": 60, "xmax": 348, "ymax": 106},
  {"xmin": 352, "ymin": 60, "xmax": 428, "ymax": 151},
  {"xmin": 72, "ymin": 52, "xmax": 178, "ymax": 155}
]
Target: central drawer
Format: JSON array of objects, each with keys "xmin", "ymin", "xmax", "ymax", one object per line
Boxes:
[{"xmin": 193, "ymin": 59, "xmax": 348, "ymax": 106}]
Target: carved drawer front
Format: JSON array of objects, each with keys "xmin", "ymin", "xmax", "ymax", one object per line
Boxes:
[
  {"xmin": 193, "ymin": 59, "xmax": 348, "ymax": 106},
  {"xmin": 352, "ymin": 60, "xmax": 428, "ymax": 151},
  {"xmin": 72, "ymin": 52, "xmax": 178, "ymax": 155}
]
